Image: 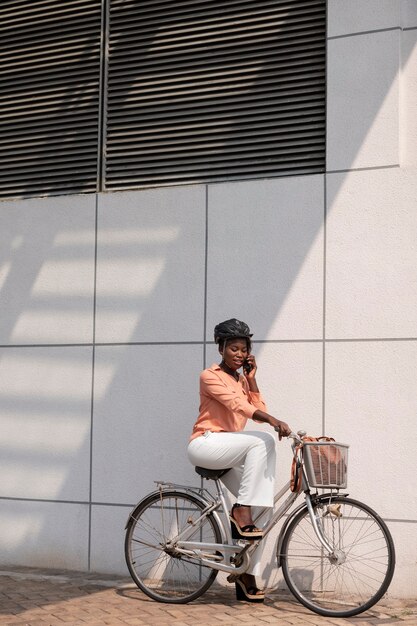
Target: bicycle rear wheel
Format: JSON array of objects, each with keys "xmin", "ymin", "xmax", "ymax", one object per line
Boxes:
[
  {"xmin": 281, "ymin": 496, "xmax": 395, "ymax": 617},
  {"xmin": 125, "ymin": 490, "xmax": 221, "ymax": 603}
]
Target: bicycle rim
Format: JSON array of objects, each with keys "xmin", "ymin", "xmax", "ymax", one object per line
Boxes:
[
  {"xmin": 281, "ymin": 496, "xmax": 395, "ymax": 617},
  {"xmin": 125, "ymin": 490, "xmax": 221, "ymax": 603}
]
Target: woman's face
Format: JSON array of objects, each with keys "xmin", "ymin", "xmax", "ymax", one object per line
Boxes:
[{"xmin": 220, "ymin": 338, "xmax": 249, "ymax": 371}]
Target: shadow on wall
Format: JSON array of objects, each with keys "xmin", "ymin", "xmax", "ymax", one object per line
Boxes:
[{"xmin": 0, "ymin": 1, "xmax": 416, "ymax": 588}]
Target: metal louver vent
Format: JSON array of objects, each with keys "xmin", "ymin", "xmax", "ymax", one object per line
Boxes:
[
  {"xmin": 104, "ymin": 0, "xmax": 326, "ymax": 189},
  {"xmin": 0, "ymin": 0, "xmax": 102, "ymax": 199}
]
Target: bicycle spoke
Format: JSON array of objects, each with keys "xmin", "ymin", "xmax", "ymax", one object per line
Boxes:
[
  {"xmin": 282, "ymin": 497, "xmax": 395, "ymax": 617},
  {"xmin": 125, "ymin": 491, "xmax": 221, "ymax": 603}
]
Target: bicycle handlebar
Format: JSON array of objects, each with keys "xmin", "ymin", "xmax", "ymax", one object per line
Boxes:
[{"xmin": 288, "ymin": 430, "xmax": 306, "ymax": 444}]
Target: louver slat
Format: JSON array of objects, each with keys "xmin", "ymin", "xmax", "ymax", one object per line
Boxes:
[
  {"xmin": 104, "ymin": 0, "xmax": 326, "ymax": 189},
  {"xmin": 0, "ymin": 0, "xmax": 102, "ymax": 198}
]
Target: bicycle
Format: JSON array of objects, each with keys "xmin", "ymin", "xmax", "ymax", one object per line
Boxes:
[{"xmin": 124, "ymin": 431, "xmax": 395, "ymax": 618}]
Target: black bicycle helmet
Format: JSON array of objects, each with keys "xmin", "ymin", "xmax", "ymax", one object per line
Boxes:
[{"xmin": 214, "ymin": 318, "xmax": 253, "ymax": 348}]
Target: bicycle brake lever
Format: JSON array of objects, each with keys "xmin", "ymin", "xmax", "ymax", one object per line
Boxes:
[{"xmin": 289, "ymin": 431, "xmax": 303, "ymax": 443}]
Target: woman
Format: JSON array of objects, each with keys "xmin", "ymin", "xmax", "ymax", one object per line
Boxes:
[{"xmin": 187, "ymin": 318, "xmax": 291, "ymax": 602}]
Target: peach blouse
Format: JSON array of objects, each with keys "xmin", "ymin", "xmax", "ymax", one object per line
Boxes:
[{"xmin": 190, "ymin": 364, "xmax": 267, "ymax": 441}]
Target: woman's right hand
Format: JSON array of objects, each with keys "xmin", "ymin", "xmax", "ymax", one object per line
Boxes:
[{"xmin": 273, "ymin": 419, "xmax": 292, "ymax": 441}]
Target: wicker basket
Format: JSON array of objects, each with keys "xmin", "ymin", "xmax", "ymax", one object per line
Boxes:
[{"xmin": 303, "ymin": 442, "xmax": 349, "ymax": 489}]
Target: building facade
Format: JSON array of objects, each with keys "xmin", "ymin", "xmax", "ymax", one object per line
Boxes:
[{"xmin": 0, "ymin": 1, "xmax": 416, "ymax": 597}]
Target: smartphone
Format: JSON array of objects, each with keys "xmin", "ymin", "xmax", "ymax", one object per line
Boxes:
[{"xmin": 243, "ymin": 358, "xmax": 253, "ymax": 374}]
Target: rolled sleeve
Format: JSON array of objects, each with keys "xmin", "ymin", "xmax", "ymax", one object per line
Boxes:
[{"xmin": 248, "ymin": 391, "xmax": 267, "ymax": 413}]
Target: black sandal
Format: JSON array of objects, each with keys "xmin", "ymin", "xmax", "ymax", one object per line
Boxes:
[
  {"xmin": 235, "ymin": 578, "xmax": 265, "ymax": 603},
  {"xmin": 230, "ymin": 504, "xmax": 263, "ymax": 539}
]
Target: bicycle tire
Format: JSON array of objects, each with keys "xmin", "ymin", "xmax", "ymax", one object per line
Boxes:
[
  {"xmin": 125, "ymin": 489, "xmax": 222, "ymax": 603},
  {"xmin": 281, "ymin": 496, "xmax": 395, "ymax": 617}
]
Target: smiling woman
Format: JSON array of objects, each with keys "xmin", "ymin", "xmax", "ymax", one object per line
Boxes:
[{"xmin": 187, "ymin": 318, "xmax": 291, "ymax": 602}]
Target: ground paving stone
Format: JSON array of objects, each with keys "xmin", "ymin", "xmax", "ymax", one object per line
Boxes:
[{"xmin": 0, "ymin": 567, "xmax": 416, "ymax": 626}]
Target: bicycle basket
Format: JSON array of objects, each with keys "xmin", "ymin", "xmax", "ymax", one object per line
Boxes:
[{"xmin": 303, "ymin": 441, "xmax": 349, "ymax": 489}]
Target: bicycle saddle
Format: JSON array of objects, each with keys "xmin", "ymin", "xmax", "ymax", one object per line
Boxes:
[{"xmin": 195, "ymin": 466, "xmax": 231, "ymax": 480}]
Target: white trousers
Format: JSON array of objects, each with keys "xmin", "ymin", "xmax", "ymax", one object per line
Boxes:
[
  {"xmin": 187, "ymin": 430, "xmax": 276, "ymax": 507},
  {"xmin": 187, "ymin": 430, "xmax": 276, "ymax": 576}
]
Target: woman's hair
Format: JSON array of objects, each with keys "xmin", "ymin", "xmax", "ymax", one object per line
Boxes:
[{"xmin": 214, "ymin": 318, "xmax": 252, "ymax": 351}]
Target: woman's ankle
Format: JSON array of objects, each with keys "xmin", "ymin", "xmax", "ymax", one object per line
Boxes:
[
  {"xmin": 238, "ymin": 573, "xmax": 263, "ymax": 594},
  {"xmin": 232, "ymin": 503, "xmax": 254, "ymax": 527},
  {"xmin": 240, "ymin": 573, "xmax": 255, "ymax": 585}
]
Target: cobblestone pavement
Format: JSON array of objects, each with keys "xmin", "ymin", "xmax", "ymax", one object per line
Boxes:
[{"xmin": 0, "ymin": 568, "xmax": 416, "ymax": 626}]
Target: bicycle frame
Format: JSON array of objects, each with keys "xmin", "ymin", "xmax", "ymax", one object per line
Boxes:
[{"xmin": 154, "ymin": 456, "xmax": 342, "ymax": 576}]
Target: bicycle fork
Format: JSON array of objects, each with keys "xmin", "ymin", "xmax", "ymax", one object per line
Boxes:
[{"xmin": 275, "ymin": 491, "xmax": 346, "ymax": 569}]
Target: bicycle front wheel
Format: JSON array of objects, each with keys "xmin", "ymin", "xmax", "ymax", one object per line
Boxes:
[
  {"xmin": 281, "ymin": 496, "xmax": 395, "ymax": 617},
  {"xmin": 125, "ymin": 490, "xmax": 222, "ymax": 603}
]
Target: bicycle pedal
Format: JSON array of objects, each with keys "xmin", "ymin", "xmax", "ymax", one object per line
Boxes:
[{"xmin": 227, "ymin": 574, "xmax": 238, "ymax": 583}]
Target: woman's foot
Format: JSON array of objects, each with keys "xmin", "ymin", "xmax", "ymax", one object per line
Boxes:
[
  {"xmin": 230, "ymin": 503, "xmax": 263, "ymax": 539},
  {"xmin": 235, "ymin": 574, "xmax": 265, "ymax": 602}
]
